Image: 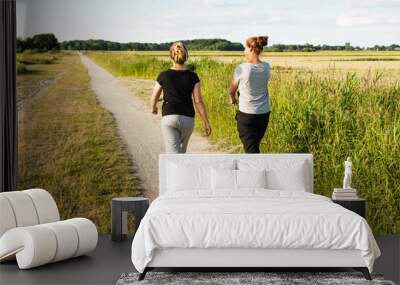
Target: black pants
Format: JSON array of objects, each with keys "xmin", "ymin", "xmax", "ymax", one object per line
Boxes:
[{"xmin": 235, "ymin": 110, "xmax": 270, "ymax": 153}]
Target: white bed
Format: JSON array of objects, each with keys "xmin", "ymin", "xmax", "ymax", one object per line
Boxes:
[{"xmin": 131, "ymin": 154, "xmax": 380, "ymax": 280}]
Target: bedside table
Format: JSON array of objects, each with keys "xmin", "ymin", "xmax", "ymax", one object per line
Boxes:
[
  {"xmin": 111, "ymin": 197, "xmax": 149, "ymax": 242},
  {"xmin": 332, "ymin": 198, "xmax": 366, "ymax": 218}
]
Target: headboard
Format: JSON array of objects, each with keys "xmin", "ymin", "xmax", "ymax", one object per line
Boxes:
[{"xmin": 159, "ymin": 153, "xmax": 314, "ymax": 195}]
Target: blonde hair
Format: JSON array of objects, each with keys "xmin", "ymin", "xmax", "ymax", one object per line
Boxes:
[
  {"xmin": 169, "ymin": 41, "xmax": 188, "ymax": 64},
  {"xmin": 246, "ymin": 36, "xmax": 269, "ymax": 55}
]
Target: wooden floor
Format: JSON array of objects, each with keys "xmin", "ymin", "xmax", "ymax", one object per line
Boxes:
[{"xmin": 0, "ymin": 235, "xmax": 398, "ymax": 285}]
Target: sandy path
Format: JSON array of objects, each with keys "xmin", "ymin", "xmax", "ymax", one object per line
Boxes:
[{"xmin": 79, "ymin": 53, "xmax": 211, "ymax": 199}]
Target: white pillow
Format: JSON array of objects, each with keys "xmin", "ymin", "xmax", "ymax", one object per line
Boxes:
[
  {"xmin": 211, "ymin": 168, "xmax": 236, "ymax": 190},
  {"xmin": 266, "ymin": 165, "xmax": 306, "ymax": 191},
  {"xmin": 238, "ymin": 159, "xmax": 307, "ymax": 191},
  {"xmin": 211, "ymin": 169, "xmax": 267, "ymax": 190},
  {"xmin": 168, "ymin": 163, "xmax": 206, "ymax": 191},
  {"xmin": 167, "ymin": 160, "xmax": 235, "ymax": 191},
  {"xmin": 236, "ymin": 169, "xmax": 267, "ymax": 189}
]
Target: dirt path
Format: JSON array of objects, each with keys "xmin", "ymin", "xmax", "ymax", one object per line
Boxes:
[{"xmin": 79, "ymin": 53, "xmax": 212, "ymax": 199}]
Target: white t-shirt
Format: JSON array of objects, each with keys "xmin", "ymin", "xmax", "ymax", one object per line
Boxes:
[{"xmin": 233, "ymin": 61, "xmax": 270, "ymax": 114}]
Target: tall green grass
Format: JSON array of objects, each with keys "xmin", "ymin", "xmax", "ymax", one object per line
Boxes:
[{"xmin": 86, "ymin": 51, "xmax": 400, "ymax": 234}]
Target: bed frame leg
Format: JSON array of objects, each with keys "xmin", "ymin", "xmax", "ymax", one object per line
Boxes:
[
  {"xmin": 138, "ymin": 268, "xmax": 148, "ymax": 281},
  {"xmin": 354, "ymin": 267, "xmax": 371, "ymax": 280}
]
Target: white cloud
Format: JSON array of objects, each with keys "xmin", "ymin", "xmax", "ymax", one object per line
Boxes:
[
  {"xmin": 202, "ymin": 0, "xmax": 226, "ymax": 7},
  {"xmin": 336, "ymin": 15, "xmax": 375, "ymax": 26},
  {"xmin": 346, "ymin": 0, "xmax": 400, "ymax": 8},
  {"xmin": 336, "ymin": 14, "xmax": 400, "ymax": 26},
  {"xmin": 387, "ymin": 17, "xmax": 400, "ymax": 24}
]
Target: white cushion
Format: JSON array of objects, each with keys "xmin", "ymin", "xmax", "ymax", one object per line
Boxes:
[
  {"xmin": 65, "ymin": 218, "xmax": 98, "ymax": 257},
  {"xmin": 267, "ymin": 165, "xmax": 306, "ymax": 191},
  {"xmin": 211, "ymin": 169, "xmax": 268, "ymax": 190},
  {"xmin": 167, "ymin": 160, "xmax": 235, "ymax": 191},
  {"xmin": 238, "ymin": 159, "xmax": 307, "ymax": 191},
  {"xmin": 237, "ymin": 169, "xmax": 267, "ymax": 189},
  {"xmin": 23, "ymin": 189, "xmax": 60, "ymax": 223},
  {"xmin": 0, "ymin": 189, "xmax": 60, "ymax": 238},
  {"xmin": 211, "ymin": 168, "xmax": 236, "ymax": 190},
  {"xmin": 0, "ymin": 191, "xmax": 39, "ymax": 227},
  {"xmin": 42, "ymin": 221, "xmax": 79, "ymax": 262},
  {"xmin": 0, "ymin": 196, "xmax": 16, "ymax": 237}
]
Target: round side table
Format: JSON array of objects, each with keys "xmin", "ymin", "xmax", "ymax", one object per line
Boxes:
[{"xmin": 111, "ymin": 197, "xmax": 149, "ymax": 242}]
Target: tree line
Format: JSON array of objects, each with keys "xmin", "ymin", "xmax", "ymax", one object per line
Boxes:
[
  {"xmin": 17, "ymin": 33, "xmax": 400, "ymax": 52},
  {"xmin": 266, "ymin": 42, "xmax": 400, "ymax": 52},
  {"xmin": 60, "ymin": 38, "xmax": 244, "ymax": 51}
]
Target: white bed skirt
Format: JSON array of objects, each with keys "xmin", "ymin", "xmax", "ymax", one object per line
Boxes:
[{"xmin": 148, "ymin": 248, "xmax": 366, "ymax": 268}]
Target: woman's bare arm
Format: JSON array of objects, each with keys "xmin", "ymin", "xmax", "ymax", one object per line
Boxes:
[
  {"xmin": 193, "ymin": 82, "xmax": 211, "ymax": 136},
  {"xmin": 229, "ymin": 79, "xmax": 239, "ymax": 105},
  {"xmin": 150, "ymin": 82, "xmax": 163, "ymax": 114}
]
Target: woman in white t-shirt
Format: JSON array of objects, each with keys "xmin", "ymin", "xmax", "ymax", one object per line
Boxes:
[{"xmin": 229, "ymin": 36, "xmax": 271, "ymax": 153}]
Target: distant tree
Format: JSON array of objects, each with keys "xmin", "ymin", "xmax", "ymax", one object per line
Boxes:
[
  {"xmin": 16, "ymin": 38, "xmax": 26, "ymax": 52},
  {"xmin": 17, "ymin": 33, "xmax": 60, "ymax": 52},
  {"xmin": 31, "ymin": 33, "xmax": 60, "ymax": 51},
  {"xmin": 345, "ymin": 42, "xmax": 354, "ymax": 51}
]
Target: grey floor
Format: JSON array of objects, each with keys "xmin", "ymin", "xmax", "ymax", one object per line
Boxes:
[
  {"xmin": 0, "ymin": 235, "xmax": 399, "ymax": 285},
  {"xmin": 0, "ymin": 235, "xmax": 134, "ymax": 285}
]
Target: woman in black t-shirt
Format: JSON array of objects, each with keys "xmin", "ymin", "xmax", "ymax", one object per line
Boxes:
[{"xmin": 151, "ymin": 42, "xmax": 211, "ymax": 153}]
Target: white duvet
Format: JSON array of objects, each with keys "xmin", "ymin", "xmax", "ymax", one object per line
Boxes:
[{"xmin": 131, "ymin": 190, "xmax": 380, "ymax": 273}]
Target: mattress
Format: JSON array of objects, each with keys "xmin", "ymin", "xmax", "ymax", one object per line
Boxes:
[{"xmin": 131, "ymin": 190, "xmax": 380, "ymax": 273}]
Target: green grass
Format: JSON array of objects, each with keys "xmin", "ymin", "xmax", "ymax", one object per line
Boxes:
[
  {"xmin": 86, "ymin": 51, "xmax": 400, "ymax": 234},
  {"xmin": 18, "ymin": 53, "xmax": 142, "ymax": 233},
  {"xmin": 16, "ymin": 61, "xmax": 58, "ymax": 106},
  {"xmin": 17, "ymin": 51, "xmax": 58, "ymax": 65},
  {"xmin": 16, "ymin": 61, "xmax": 28, "ymax": 74},
  {"xmin": 16, "ymin": 51, "xmax": 59, "ymax": 74}
]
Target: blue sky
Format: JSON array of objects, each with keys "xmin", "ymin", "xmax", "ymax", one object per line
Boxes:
[{"xmin": 17, "ymin": 0, "xmax": 400, "ymax": 46}]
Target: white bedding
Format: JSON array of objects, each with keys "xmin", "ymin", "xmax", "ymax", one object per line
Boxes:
[{"xmin": 131, "ymin": 190, "xmax": 380, "ymax": 273}]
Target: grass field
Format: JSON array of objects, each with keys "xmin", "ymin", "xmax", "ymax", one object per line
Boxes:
[
  {"xmin": 17, "ymin": 52, "xmax": 142, "ymax": 233},
  {"xmin": 86, "ymin": 50, "xmax": 400, "ymax": 234},
  {"xmin": 88, "ymin": 50, "xmax": 400, "ymax": 78},
  {"xmin": 117, "ymin": 50, "xmax": 400, "ymax": 57}
]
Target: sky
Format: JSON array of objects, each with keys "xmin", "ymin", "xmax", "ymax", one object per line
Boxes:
[{"xmin": 16, "ymin": 0, "xmax": 400, "ymax": 47}]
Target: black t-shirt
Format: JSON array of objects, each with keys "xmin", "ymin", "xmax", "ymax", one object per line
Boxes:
[{"xmin": 156, "ymin": 69, "xmax": 200, "ymax": 117}]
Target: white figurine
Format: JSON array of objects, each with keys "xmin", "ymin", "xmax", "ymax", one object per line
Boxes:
[{"xmin": 343, "ymin": 157, "xmax": 352, "ymax": 189}]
